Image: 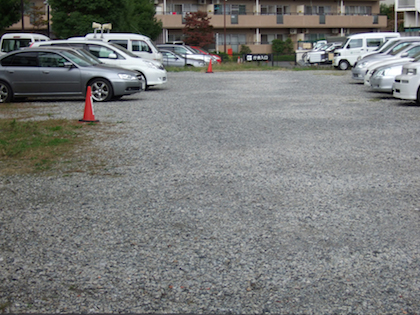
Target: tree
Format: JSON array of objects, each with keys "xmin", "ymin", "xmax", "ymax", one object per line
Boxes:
[
  {"xmin": 48, "ymin": 0, "xmax": 161, "ymax": 39},
  {"xmin": 118, "ymin": 0, "xmax": 162, "ymax": 40},
  {"xmin": 272, "ymin": 38, "xmax": 294, "ymax": 54},
  {"xmin": 29, "ymin": 5, "xmax": 48, "ymax": 29},
  {"xmin": 182, "ymin": 11, "xmax": 214, "ymax": 47},
  {"xmin": 0, "ymin": 0, "xmax": 21, "ymax": 32}
]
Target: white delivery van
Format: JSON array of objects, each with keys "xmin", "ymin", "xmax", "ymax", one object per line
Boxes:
[
  {"xmin": 333, "ymin": 32, "xmax": 400, "ymax": 70},
  {"xmin": 82, "ymin": 33, "xmax": 163, "ymax": 63},
  {"xmin": 0, "ymin": 33, "xmax": 50, "ymax": 56}
]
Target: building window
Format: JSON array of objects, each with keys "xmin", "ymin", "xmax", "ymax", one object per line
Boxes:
[
  {"xmin": 214, "ymin": 4, "xmax": 246, "ymax": 15},
  {"xmin": 305, "ymin": 6, "xmax": 331, "ymax": 15},
  {"xmin": 345, "ymin": 6, "xmax": 372, "ymax": 15}
]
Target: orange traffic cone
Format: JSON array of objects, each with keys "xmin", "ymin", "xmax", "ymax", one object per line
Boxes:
[
  {"xmin": 79, "ymin": 86, "xmax": 99, "ymax": 123},
  {"xmin": 206, "ymin": 59, "xmax": 213, "ymax": 73}
]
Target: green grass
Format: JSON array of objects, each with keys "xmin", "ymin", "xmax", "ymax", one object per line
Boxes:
[
  {"xmin": 0, "ymin": 118, "xmax": 93, "ymax": 175},
  {"xmin": 165, "ymin": 61, "xmax": 335, "ymax": 72}
]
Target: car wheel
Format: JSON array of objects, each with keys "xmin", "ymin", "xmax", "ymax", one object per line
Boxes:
[
  {"xmin": 416, "ymin": 86, "xmax": 420, "ymax": 105},
  {"xmin": 137, "ymin": 72, "xmax": 148, "ymax": 91},
  {"xmin": 89, "ymin": 79, "xmax": 113, "ymax": 102},
  {"xmin": 339, "ymin": 60, "xmax": 350, "ymax": 71},
  {"xmin": 0, "ymin": 81, "xmax": 13, "ymax": 103}
]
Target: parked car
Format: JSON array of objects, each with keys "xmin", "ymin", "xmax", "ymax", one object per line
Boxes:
[
  {"xmin": 190, "ymin": 46, "xmax": 222, "ymax": 64},
  {"xmin": 157, "ymin": 44, "xmax": 212, "ymax": 63},
  {"xmin": 160, "ymin": 49, "xmax": 205, "ymax": 67},
  {"xmin": 363, "ymin": 52, "xmax": 420, "ymax": 87},
  {"xmin": 0, "ymin": 47, "xmax": 144, "ymax": 103},
  {"xmin": 368, "ymin": 61, "xmax": 409, "ymax": 93},
  {"xmin": 333, "ymin": 32, "xmax": 401, "ymax": 70},
  {"xmin": 352, "ymin": 42, "xmax": 420, "ymax": 80},
  {"xmin": 356, "ymin": 37, "xmax": 420, "ymax": 62},
  {"xmin": 393, "ymin": 61, "xmax": 420, "ymax": 103},
  {"xmin": 74, "ymin": 32, "xmax": 163, "ymax": 63},
  {"xmin": 302, "ymin": 42, "xmax": 342, "ymax": 64},
  {"xmin": 30, "ymin": 40, "xmax": 167, "ymax": 89},
  {"xmin": 0, "ymin": 33, "xmax": 50, "ymax": 56}
]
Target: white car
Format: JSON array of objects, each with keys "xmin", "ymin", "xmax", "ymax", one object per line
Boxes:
[
  {"xmin": 31, "ymin": 40, "xmax": 167, "ymax": 89},
  {"xmin": 393, "ymin": 61, "xmax": 420, "ymax": 103},
  {"xmin": 363, "ymin": 56, "xmax": 417, "ymax": 87}
]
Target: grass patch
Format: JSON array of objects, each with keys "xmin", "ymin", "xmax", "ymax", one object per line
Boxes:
[
  {"xmin": 165, "ymin": 61, "xmax": 335, "ymax": 72},
  {"xmin": 0, "ymin": 118, "xmax": 99, "ymax": 175}
]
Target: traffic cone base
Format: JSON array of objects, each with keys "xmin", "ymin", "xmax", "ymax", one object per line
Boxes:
[
  {"xmin": 79, "ymin": 86, "xmax": 99, "ymax": 123},
  {"xmin": 206, "ymin": 59, "xmax": 213, "ymax": 73}
]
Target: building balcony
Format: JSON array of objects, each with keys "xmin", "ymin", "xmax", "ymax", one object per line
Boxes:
[
  {"xmin": 156, "ymin": 13, "xmax": 387, "ymax": 30},
  {"xmin": 396, "ymin": 0, "xmax": 419, "ymax": 11}
]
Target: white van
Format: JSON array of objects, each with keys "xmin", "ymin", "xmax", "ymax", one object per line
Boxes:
[
  {"xmin": 81, "ymin": 33, "xmax": 163, "ymax": 63},
  {"xmin": 333, "ymin": 32, "xmax": 400, "ymax": 70},
  {"xmin": 0, "ymin": 33, "xmax": 50, "ymax": 56}
]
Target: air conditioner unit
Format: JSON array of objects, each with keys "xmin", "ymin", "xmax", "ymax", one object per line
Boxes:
[
  {"xmin": 290, "ymin": 28, "xmax": 297, "ymax": 34},
  {"xmin": 332, "ymin": 28, "xmax": 339, "ymax": 34},
  {"xmin": 198, "ymin": 0, "xmax": 206, "ymax": 4},
  {"xmin": 211, "ymin": 0, "xmax": 220, "ymax": 4}
]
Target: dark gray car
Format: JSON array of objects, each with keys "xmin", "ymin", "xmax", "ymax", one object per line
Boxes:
[{"xmin": 0, "ymin": 47, "xmax": 144, "ymax": 103}]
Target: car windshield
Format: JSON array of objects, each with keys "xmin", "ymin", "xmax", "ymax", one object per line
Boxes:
[
  {"xmin": 390, "ymin": 44, "xmax": 412, "ymax": 56},
  {"xmin": 109, "ymin": 42, "xmax": 139, "ymax": 58},
  {"xmin": 60, "ymin": 50, "xmax": 94, "ymax": 66},
  {"xmin": 376, "ymin": 39, "xmax": 398, "ymax": 52}
]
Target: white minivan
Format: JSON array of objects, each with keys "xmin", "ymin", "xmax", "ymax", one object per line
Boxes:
[
  {"xmin": 81, "ymin": 33, "xmax": 163, "ymax": 63},
  {"xmin": 333, "ymin": 32, "xmax": 401, "ymax": 70},
  {"xmin": 0, "ymin": 33, "xmax": 50, "ymax": 56}
]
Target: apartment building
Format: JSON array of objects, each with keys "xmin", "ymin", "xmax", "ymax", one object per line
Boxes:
[
  {"xmin": 395, "ymin": 0, "xmax": 420, "ymax": 30},
  {"xmin": 5, "ymin": 0, "xmax": 50, "ymax": 36},
  {"xmin": 155, "ymin": 0, "xmax": 388, "ymax": 53}
]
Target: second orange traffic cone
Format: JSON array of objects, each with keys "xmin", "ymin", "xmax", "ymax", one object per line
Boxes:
[
  {"xmin": 79, "ymin": 86, "xmax": 99, "ymax": 123},
  {"xmin": 206, "ymin": 59, "xmax": 213, "ymax": 73}
]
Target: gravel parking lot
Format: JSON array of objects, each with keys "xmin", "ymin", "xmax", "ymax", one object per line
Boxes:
[{"xmin": 1, "ymin": 70, "xmax": 420, "ymax": 314}]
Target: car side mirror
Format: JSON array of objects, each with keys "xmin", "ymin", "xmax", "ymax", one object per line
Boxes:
[
  {"xmin": 400, "ymin": 52, "xmax": 408, "ymax": 58},
  {"xmin": 63, "ymin": 62, "xmax": 73, "ymax": 68},
  {"xmin": 108, "ymin": 53, "xmax": 117, "ymax": 59}
]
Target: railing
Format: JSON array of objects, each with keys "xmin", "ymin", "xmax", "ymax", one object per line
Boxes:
[{"xmin": 162, "ymin": 11, "xmax": 381, "ymax": 16}]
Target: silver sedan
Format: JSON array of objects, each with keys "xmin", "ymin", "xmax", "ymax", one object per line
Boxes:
[
  {"xmin": 160, "ymin": 49, "xmax": 205, "ymax": 67},
  {"xmin": 0, "ymin": 47, "xmax": 144, "ymax": 103}
]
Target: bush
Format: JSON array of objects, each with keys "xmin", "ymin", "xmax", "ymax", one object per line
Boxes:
[{"xmin": 239, "ymin": 45, "xmax": 252, "ymax": 55}]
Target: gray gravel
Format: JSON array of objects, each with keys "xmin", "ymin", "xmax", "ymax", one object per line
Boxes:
[{"xmin": 1, "ymin": 70, "xmax": 420, "ymax": 314}]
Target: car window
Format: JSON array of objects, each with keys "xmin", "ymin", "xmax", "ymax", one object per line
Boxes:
[
  {"xmin": 347, "ymin": 39, "xmax": 362, "ymax": 49},
  {"xmin": 390, "ymin": 42, "xmax": 410, "ymax": 54},
  {"xmin": 1, "ymin": 51, "xmax": 38, "ymax": 66},
  {"xmin": 1, "ymin": 38, "xmax": 32, "ymax": 53},
  {"xmin": 38, "ymin": 52, "xmax": 67, "ymax": 67},
  {"xmin": 132, "ymin": 40, "xmax": 152, "ymax": 53},
  {"xmin": 109, "ymin": 39, "xmax": 129, "ymax": 49},
  {"xmin": 406, "ymin": 46, "xmax": 420, "ymax": 57},
  {"xmin": 366, "ymin": 38, "xmax": 382, "ymax": 47},
  {"xmin": 87, "ymin": 44, "xmax": 118, "ymax": 59},
  {"xmin": 174, "ymin": 46, "xmax": 188, "ymax": 54}
]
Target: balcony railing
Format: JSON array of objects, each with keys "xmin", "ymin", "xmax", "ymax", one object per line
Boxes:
[{"xmin": 397, "ymin": 0, "xmax": 416, "ymax": 9}]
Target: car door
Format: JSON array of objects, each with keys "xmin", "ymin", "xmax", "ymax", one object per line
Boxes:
[
  {"xmin": 346, "ymin": 38, "xmax": 364, "ymax": 56},
  {"xmin": 1, "ymin": 51, "xmax": 40, "ymax": 94},
  {"xmin": 37, "ymin": 51, "xmax": 82, "ymax": 94}
]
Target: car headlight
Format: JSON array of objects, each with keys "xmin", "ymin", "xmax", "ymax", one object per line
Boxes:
[
  {"xmin": 144, "ymin": 60, "xmax": 160, "ymax": 70},
  {"xmin": 357, "ymin": 61, "xmax": 368, "ymax": 68},
  {"xmin": 404, "ymin": 68, "xmax": 417, "ymax": 75},
  {"xmin": 118, "ymin": 73, "xmax": 137, "ymax": 80}
]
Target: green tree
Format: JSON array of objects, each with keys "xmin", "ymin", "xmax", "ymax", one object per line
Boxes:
[
  {"xmin": 118, "ymin": 0, "xmax": 162, "ymax": 40},
  {"xmin": 239, "ymin": 45, "xmax": 252, "ymax": 54},
  {"xmin": 0, "ymin": 0, "xmax": 21, "ymax": 32},
  {"xmin": 272, "ymin": 38, "xmax": 294, "ymax": 54},
  {"xmin": 48, "ymin": 0, "xmax": 161, "ymax": 39},
  {"xmin": 182, "ymin": 11, "xmax": 214, "ymax": 47},
  {"xmin": 272, "ymin": 39, "xmax": 285, "ymax": 54}
]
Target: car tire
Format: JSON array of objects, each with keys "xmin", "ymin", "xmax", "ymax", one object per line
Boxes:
[
  {"xmin": 0, "ymin": 81, "xmax": 13, "ymax": 103},
  {"xmin": 89, "ymin": 79, "xmax": 113, "ymax": 102},
  {"xmin": 339, "ymin": 60, "xmax": 350, "ymax": 71},
  {"xmin": 416, "ymin": 86, "xmax": 420, "ymax": 105},
  {"xmin": 137, "ymin": 72, "xmax": 148, "ymax": 91}
]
